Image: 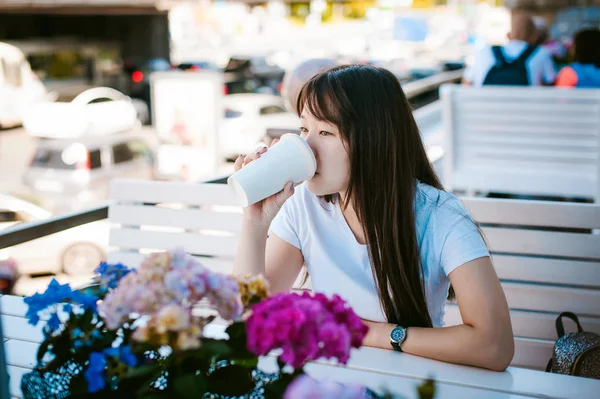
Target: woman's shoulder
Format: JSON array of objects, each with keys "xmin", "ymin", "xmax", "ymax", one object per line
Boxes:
[
  {"xmin": 282, "ymin": 182, "xmax": 332, "ymax": 215},
  {"xmin": 416, "ymin": 182, "xmax": 472, "ymax": 224}
]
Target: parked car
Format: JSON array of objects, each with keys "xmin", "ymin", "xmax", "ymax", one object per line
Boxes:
[
  {"xmin": 22, "ymin": 132, "xmax": 156, "ymax": 212},
  {"xmin": 0, "ymin": 42, "xmax": 55, "ymax": 129},
  {"xmin": 0, "ymin": 193, "xmax": 108, "ymax": 276},
  {"xmin": 125, "ymin": 58, "xmax": 172, "ymax": 125},
  {"xmin": 23, "ymin": 87, "xmax": 142, "ymax": 138},
  {"xmin": 219, "ymin": 93, "xmax": 299, "ymax": 161}
]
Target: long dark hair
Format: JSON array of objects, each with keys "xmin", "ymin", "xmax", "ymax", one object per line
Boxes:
[
  {"xmin": 297, "ymin": 65, "xmax": 442, "ymax": 328},
  {"xmin": 573, "ymin": 28, "xmax": 600, "ymax": 68}
]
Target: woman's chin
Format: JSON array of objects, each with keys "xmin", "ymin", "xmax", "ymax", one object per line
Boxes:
[{"xmin": 307, "ymin": 178, "xmax": 336, "ymax": 197}]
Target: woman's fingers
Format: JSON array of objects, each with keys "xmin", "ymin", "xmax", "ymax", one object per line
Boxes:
[
  {"xmin": 271, "ymin": 138, "xmax": 280, "ymax": 147},
  {"xmin": 233, "ymin": 154, "xmax": 245, "ymax": 172}
]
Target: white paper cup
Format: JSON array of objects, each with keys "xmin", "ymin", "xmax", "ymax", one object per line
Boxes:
[{"xmin": 227, "ymin": 133, "xmax": 316, "ymax": 207}]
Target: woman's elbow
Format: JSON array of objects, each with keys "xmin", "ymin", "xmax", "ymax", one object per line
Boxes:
[{"xmin": 485, "ymin": 332, "xmax": 515, "ymax": 371}]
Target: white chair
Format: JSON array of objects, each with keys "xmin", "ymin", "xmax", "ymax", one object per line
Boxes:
[
  {"xmin": 107, "ymin": 179, "xmax": 242, "ymax": 273},
  {"xmin": 441, "ymin": 85, "xmax": 600, "ymax": 201},
  {"xmin": 444, "ymin": 196, "xmax": 600, "ymax": 370}
]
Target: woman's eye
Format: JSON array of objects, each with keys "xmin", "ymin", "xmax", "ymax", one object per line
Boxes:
[
  {"xmin": 319, "ymin": 131, "xmax": 331, "ymax": 137},
  {"xmin": 299, "ymin": 127, "xmax": 308, "ymax": 133}
]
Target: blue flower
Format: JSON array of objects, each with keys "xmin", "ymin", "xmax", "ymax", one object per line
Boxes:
[
  {"xmin": 95, "ymin": 262, "xmax": 133, "ymax": 291},
  {"xmin": 85, "ymin": 352, "xmax": 107, "ymax": 393},
  {"xmin": 63, "ymin": 303, "xmax": 73, "ymax": 314},
  {"xmin": 91, "ymin": 329, "xmax": 102, "ymax": 340},
  {"xmin": 71, "ymin": 328, "xmax": 83, "ymax": 339},
  {"xmin": 24, "ymin": 279, "xmax": 72, "ymax": 326},
  {"xmin": 118, "ymin": 345, "xmax": 138, "ymax": 367},
  {"xmin": 71, "ymin": 291, "xmax": 98, "ymax": 312},
  {"xmin": 103, "ymin": 347, "xmax": 118, "ymax": 358},
  {"xmin": 47, "ymin": 313, "xmax": 61, "ymax": 331}
]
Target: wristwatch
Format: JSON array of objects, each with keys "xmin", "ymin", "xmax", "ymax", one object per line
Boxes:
[{"xmin": 390, "ymin": 325, "xmax": 407, "ymax": 352}]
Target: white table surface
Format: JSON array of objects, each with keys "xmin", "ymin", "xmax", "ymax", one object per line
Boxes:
[
  {"xmin": 6, "ymin": 338, "xmax": 537, "ymax": 399},
  {"xmin": 3, "ymin": 295, "xmax": 599, "ymax": 399}
]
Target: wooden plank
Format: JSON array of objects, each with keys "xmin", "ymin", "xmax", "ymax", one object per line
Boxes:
[
  {"xmin": 110, "ymin": 180, "xmax": 239, "ymax": 206},
  {"xmin": 109, "ymin": 204, "xmax": 242, "ymax": 232},
  {"xmin": 491, "ymin": 255, "xmax": 600, "ymax": 288},
  {"xmin": 0, "ymin": 296, "xmax": 35, "ymax": 319},
  {"xmin": 463, "ymin": 198, "xmax": 600, "ymax": 230},
  {"xmin": 2, "ymin": 315, "xmax": 44, "ymax": 343},
  {"xmin": 443, "ymin": 305, "xmax": 600, "ymax": 340},
  {"xmin": 107, "ymin": 251, "xmax": 234, "ymax": 273},
  {"xmin": 482, "ymin": 227, "xmax": 600, "ymax": 260},
  {"xmin": 511, "ymin": 338, "xmax": 554, "ymax": 371},
  {"xmin": 501, "ymin": 282, "xmax": 600, "ymax": 317},
  {"xmin": 108, "ymin": 228, "xmax": 238, "ymax": 258},
  {"xmin": 5, "ymin": 339, "xmax": 37, "ymax": 369},
  {"xmin": 7, "ymin": 365, "xmax": 29, "ymax": 399}
]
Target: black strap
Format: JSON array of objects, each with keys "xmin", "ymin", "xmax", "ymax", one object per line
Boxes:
[
  {"xmin": 513, "ymin": 45, "xmax": 538, "ymax": 65},
  {"xmin": 491, "ymin": 46, "xmax": 507, "ymax": 66},
  {"xmin": 556, "ymin": 312, "xmax": 584, "ymax": 338}
]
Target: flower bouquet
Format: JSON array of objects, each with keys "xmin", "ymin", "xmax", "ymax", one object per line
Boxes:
[{"xmin": 20, "ymin": 248, "xmax": 435, "ymax": 399}]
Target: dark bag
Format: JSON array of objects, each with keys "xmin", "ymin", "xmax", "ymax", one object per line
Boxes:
[
  {"xmin": 482, "ymin": 45, "xmax": 537, "ymax": 86},
  {"xmin": 546, "ymin": 312, "xmax": 600, "ymax": 379}
]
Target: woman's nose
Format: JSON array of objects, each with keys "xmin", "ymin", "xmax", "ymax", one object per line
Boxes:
[{"xmin": 303, "ymin": 132, "xmax": 318, "ymax": 154}]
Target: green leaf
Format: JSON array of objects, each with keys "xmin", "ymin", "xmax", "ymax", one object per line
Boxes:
[
  {"xmin": 264, "ymin": 372, "xmax": 299, "ymax": 399},
  {"xmin": 417, "ymin": 378, "xmax": 436, "ymax": 399},
  {"xmin": 225, "ymin": 322, "xmax": 247, "ymax": 351},
  {"xmin": 201, "ymin": 339, "xmax": 234, "ymax": 359},
  {"xmin": 205, "ymin": 364, "xmax": 254, "ymax": 397},
  {"xmin": 36, "ymin": 339, "xmax": 53, "ymax": 364},
  {"xmin": 68, "ymin": 372, "xmax": 88, "ymax": 396},
  {"xmin": 122, "ymin": 364, "xmax": 161, "ymax": 379},
  {"xmin": 173, "ymin": 374, "xmax": 207, "ymax": 399}
]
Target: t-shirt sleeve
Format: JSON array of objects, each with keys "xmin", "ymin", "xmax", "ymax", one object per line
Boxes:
[
  {"xmin": 269, "ymin": 193, "xmax": 302, "ymax": 249},
  {"xmin": 436, "ymin": 203, "xmax": 490, "ymax": 276}
]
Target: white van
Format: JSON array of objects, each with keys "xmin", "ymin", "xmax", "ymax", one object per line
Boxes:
[{"xmin": 0, "ymin": 42, "xmax": 52, "ymax": 129}]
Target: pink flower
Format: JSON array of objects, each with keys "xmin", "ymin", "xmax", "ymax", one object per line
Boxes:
[
  {"xmin": 284, "ymin": 374, "xmax": 369, "ymax": 399},
  {"xmin": 245, "ymin": 292, "xmax": 368, "ymax": 369}
]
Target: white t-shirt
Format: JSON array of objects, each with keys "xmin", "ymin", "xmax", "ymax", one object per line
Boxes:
[
  {"xmin": 464, "ymin": 40, "xmax": 557, "ymax": 87},
  {"xmin": 269, "ymin": 182, "xmax": 489, "ymax": 327}
]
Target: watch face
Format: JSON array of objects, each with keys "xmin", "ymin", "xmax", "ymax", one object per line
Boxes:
[{"xmin": 391, "ymin": 327, "xmax": 405, "ymax": 343}]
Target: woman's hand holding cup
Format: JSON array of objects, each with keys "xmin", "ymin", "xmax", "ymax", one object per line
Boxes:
[{"xmin": 233, "ymin": 138, "xmax": 295, "ymax": 227}]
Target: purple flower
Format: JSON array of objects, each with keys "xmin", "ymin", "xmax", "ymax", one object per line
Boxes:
[
  {"xmin": 246, "ymin": 292, "xmax": 368, "ymax": 369},
  {"xmin": 284, "ymin": 374, "xmax": 369, "ymax": 399},
  {"xmin": 85, "ymin": 352, "xmax": 107, "ymax": 393}
]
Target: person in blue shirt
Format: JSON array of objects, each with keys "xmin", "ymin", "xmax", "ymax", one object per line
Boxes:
[
  {"xmin": 556, "ymin": 28, "xmax": 600, "ymax": 88},
  {"xmin": 234, "ymin": 65, "xmax": 514, "ymax": 371}
]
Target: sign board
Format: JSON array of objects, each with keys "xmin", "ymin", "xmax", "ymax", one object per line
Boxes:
[{"xmin": 150, "ymin": 70, "xmax": 223, "ymax": 180}]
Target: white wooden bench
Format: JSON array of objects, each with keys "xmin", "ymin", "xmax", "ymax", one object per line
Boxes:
[
  {"xmin": 440, "ymin": 85, "xmax": 600, "ymax": 201},
  {"xmin": 4, "ymin": 179, "xmax": 600, "ymax": 397},
  {"xmin": 444, "ymin": 196, "xmax": 600, "ymax": 370}
]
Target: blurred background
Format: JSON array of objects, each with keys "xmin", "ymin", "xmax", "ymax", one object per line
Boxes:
[{"xmin": 1, "ymin": 0, "xmax": 599, "ymax": 296}]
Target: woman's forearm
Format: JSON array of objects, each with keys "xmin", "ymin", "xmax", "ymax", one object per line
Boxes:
[
  {"xmin": 362, "ymin": 321, "xmax": 514, "ymax": 372},
  {"xmin": 233, "ymin": 218, "xmax": 269, "ymax": 277}
]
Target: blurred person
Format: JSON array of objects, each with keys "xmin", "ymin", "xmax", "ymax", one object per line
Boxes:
[
  {"xmin": 0, "ymin": 257, "xmax": 19, "ymax": 295},
  {"xmin": 556, "ymin": 29, "xmax": 600, "ymax": 88},
  {"xmin": 281, "ymin": 58, "xmax": 337, "ymax": 112},
  {"xmin": 463, "ymin": 13, "xmax": 556, "ymax": 87},
  {"xmin": 234, "ymin": 65, "xmax": 514, "ymax": 371}
]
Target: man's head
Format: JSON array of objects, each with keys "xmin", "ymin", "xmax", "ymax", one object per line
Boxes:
[
  {"xmin": 508, "ymin": 13, "xmax": 537, "ymax": 44},
  {"xmin": 281, "ymin": 58, "xmax": 337, "ymax": 112}
]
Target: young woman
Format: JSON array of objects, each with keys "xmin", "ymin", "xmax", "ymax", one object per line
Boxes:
[
  {"xmin": 556, "ymin": 28, "xmax": 600, "ymax": 88},
  {"xmin": 234, "ymin": 65, "xmax": 514, "ymax": 371}
]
